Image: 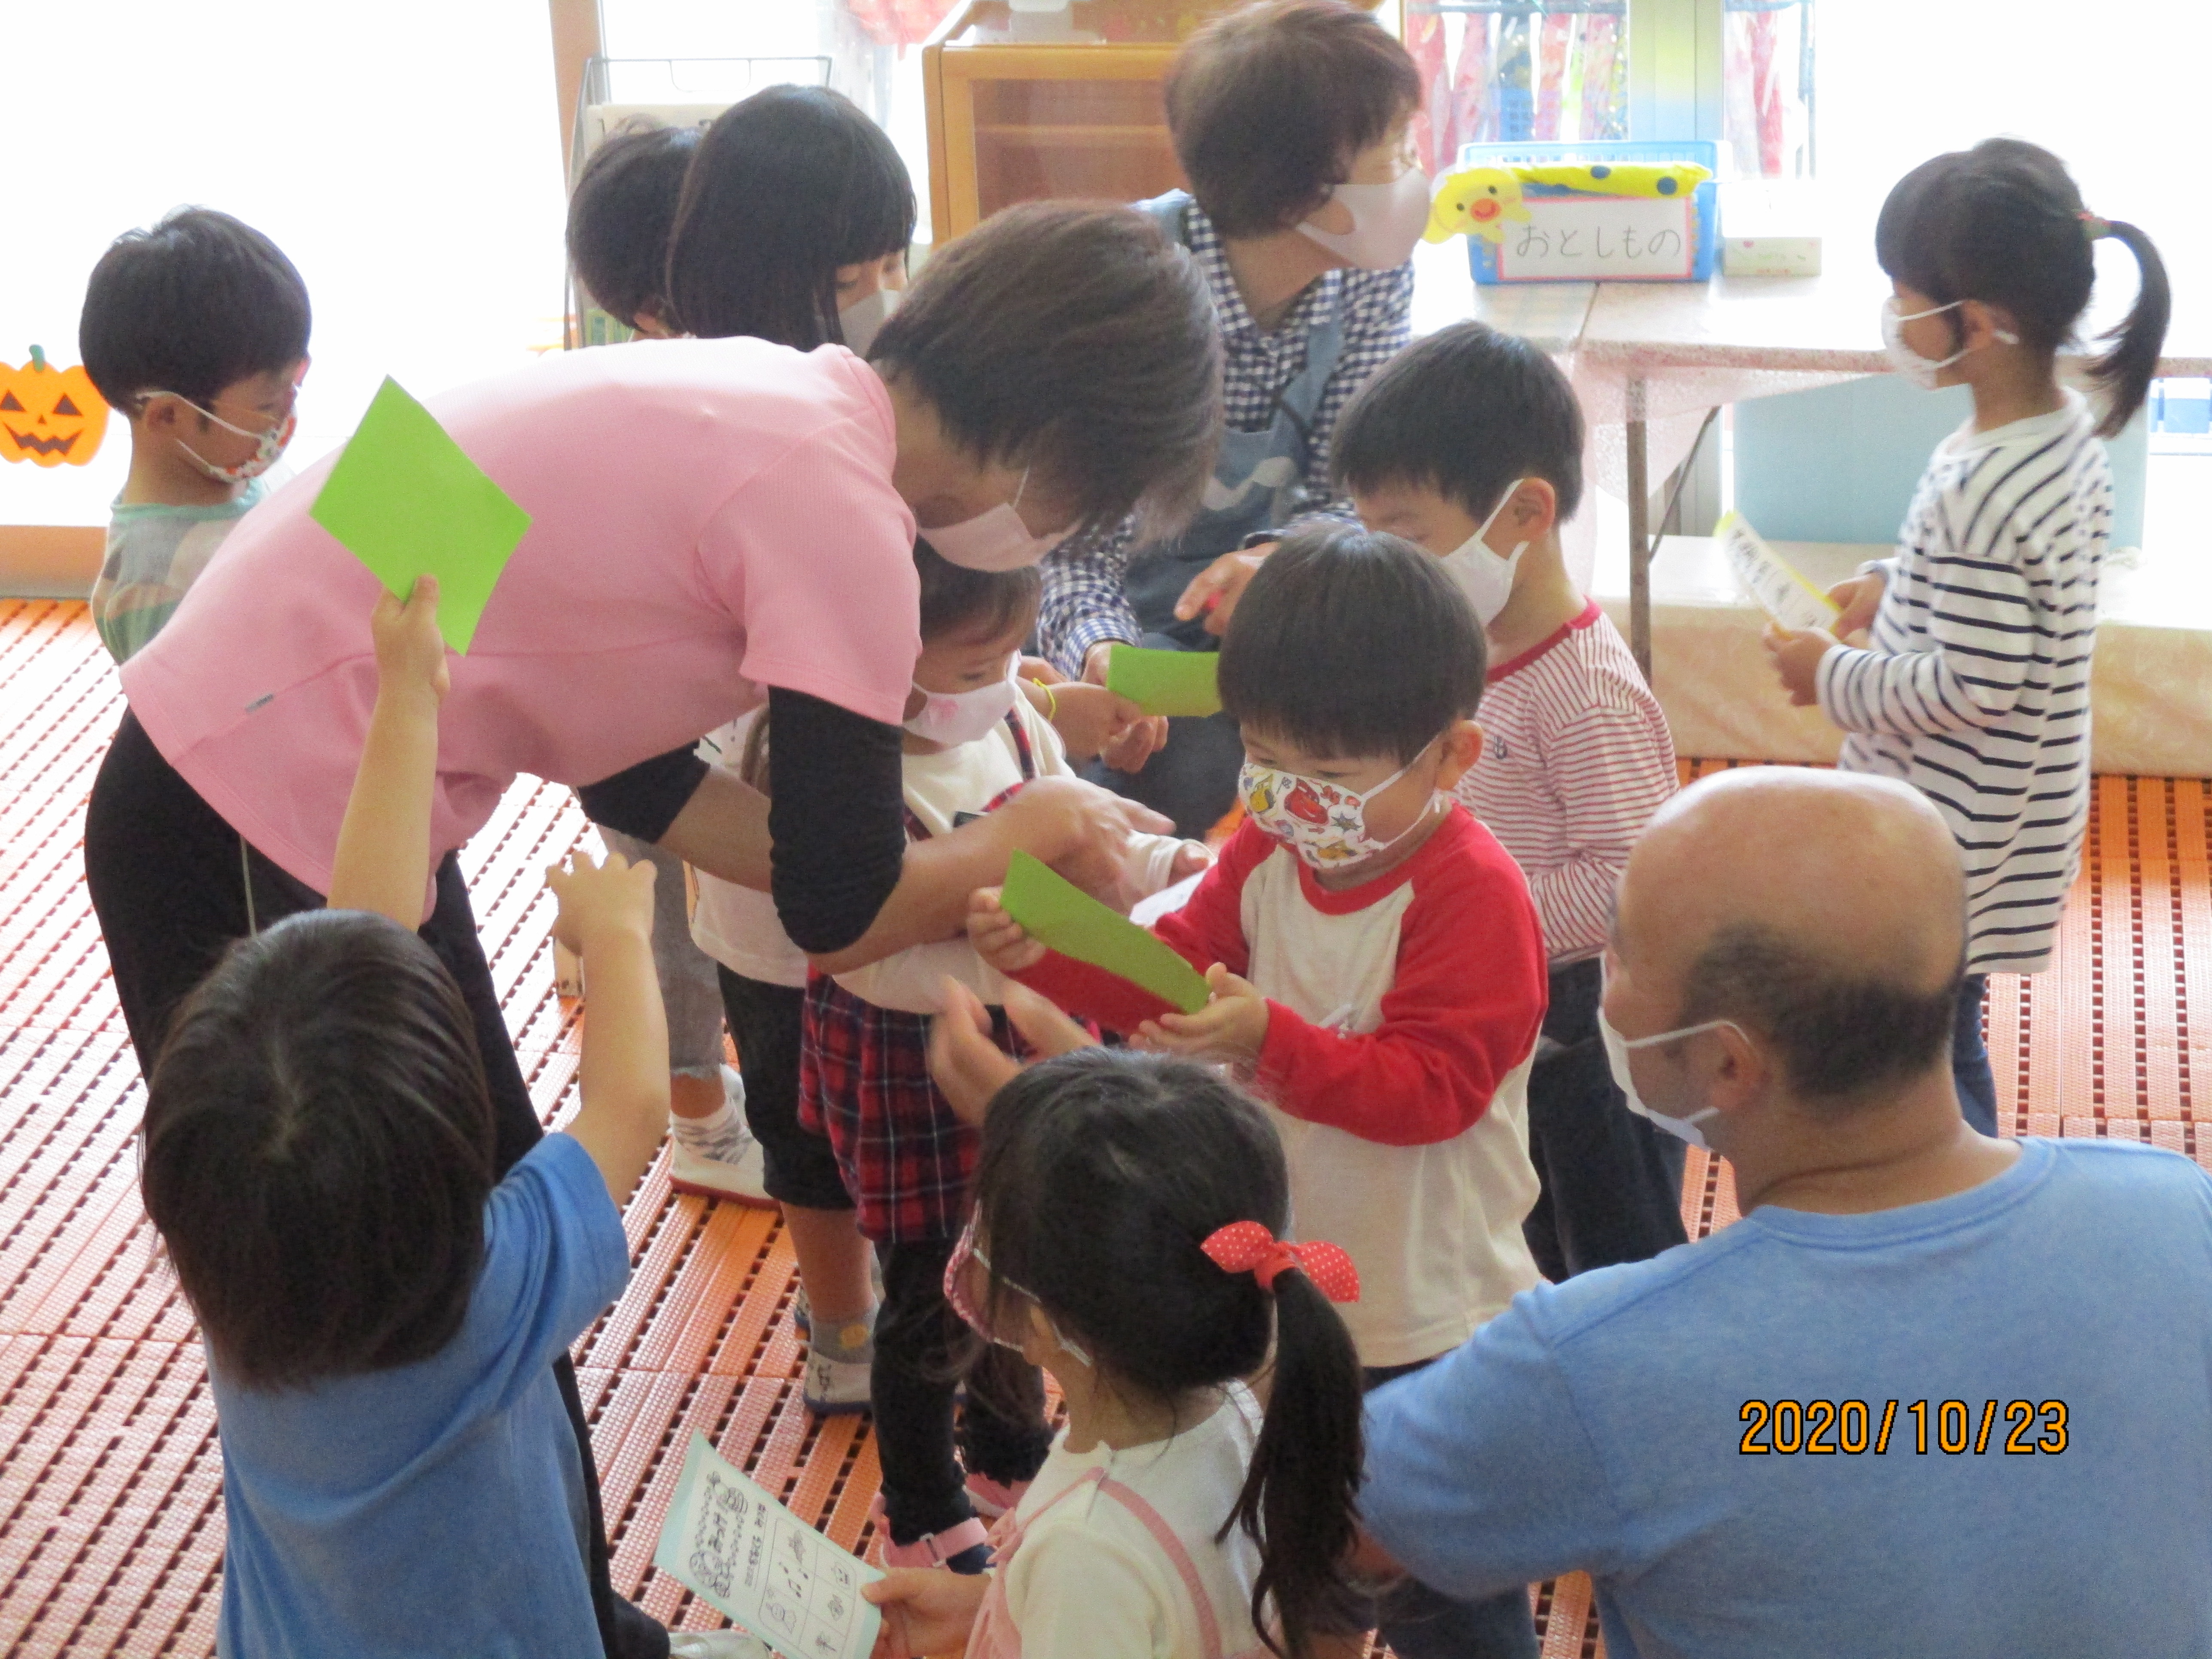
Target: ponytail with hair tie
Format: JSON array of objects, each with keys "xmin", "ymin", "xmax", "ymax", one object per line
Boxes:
[{"xmin": 1201, "ymin": 1221, "xmax": 1361, "ymax": 1302}]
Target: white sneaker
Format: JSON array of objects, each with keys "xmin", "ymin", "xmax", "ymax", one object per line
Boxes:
[
  {"xmin": 669, "ymin": 1133, "xmax": 773, "ymax": 1207},
  {"xmin": 668, "ymin": 1632, "xmax": 774, "ymax": 1659},
  {"xmin": 668, "ymin": 1069, "xmax": 774, "ymax": 1206}
]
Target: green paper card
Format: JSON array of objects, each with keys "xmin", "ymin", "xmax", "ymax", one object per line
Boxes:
[
  {"xmin": 310, "ymin": 377, "xmax": 532, "ymax": 653},
  {"xmin": 1000, "ymin": 850, "xmax": 1212, "ymax": 1015},
  {"xmin": 1106, "ymin": 644, "xmax": 1222, "ymax": 718}
]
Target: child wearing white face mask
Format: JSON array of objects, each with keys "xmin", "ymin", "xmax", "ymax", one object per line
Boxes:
[
  {"xmin": 971, "ymin": 525, "xmax": 1550, "ymax": 1659},
  {"xmin": 80, "ymin": 207, "xmax": 310, "ymax": 667},
  {"xmin": 1762, "ymin": 139, "xmax": 2170, "ymax": 1137},
  {"xmin": 797, "ymin": 541, "xmax": 1206, "ymax": 1577},
  {"xmin": 1332, "ymin": 322, "xmax": 1686, "ymax": 1286}
]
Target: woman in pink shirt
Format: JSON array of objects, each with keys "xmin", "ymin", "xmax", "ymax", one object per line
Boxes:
[{"xmin": 83, "ymin": 201, "xmax": 1219, "ymax": 1659}]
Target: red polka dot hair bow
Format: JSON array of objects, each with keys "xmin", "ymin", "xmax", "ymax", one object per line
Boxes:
[{"xmin": 1200, "ymin": 1221, "xmax": 1360, "ymax": 1302}]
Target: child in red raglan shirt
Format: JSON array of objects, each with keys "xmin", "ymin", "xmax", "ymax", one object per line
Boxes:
[{"xmin": 970, "ymin": 523, "xmax": 1548, "ymax": 1659}]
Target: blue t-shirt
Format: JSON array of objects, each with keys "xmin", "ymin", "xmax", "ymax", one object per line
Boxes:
[
  {"xmin": 1361, "ymin": 1139, "xmax": 2212, "ymax": 1659},
  {"xmin": 211, "ymin": 1133, "xmax": 630, "ymax": 1659}
]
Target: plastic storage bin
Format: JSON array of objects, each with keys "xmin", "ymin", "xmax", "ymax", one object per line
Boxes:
[{"xmin": 1456, "ymin": 138, "xmax": 1720, "ymax": 285}]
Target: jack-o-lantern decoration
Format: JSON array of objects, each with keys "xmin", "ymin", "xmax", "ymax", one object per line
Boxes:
[{"xmin": 1, "ymin": 345, "xmax": 110, "ymax": 468}]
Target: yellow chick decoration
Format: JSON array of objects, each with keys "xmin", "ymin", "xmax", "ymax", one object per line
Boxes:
[
  {"xmin": 1425, "ymin": 166, "xmax": 1531, "ymax": 244},
  {"xmin": 1515, "ymin": 161, "xmax": 1711, "ymax": 198}
]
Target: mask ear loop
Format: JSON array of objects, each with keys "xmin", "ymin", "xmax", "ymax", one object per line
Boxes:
[{"xmin": 239, "ymin": 834, "xmax": 259, "ymax": 937}]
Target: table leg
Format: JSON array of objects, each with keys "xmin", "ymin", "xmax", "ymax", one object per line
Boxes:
[{"xmin": 1626, "ymin": 376, "xmax": 1651, "ymax": 683}]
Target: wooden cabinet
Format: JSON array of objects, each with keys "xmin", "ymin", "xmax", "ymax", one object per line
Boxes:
[{"xmin": 921, "ymin": 2, "xmax": 1382, "ymax": 241}]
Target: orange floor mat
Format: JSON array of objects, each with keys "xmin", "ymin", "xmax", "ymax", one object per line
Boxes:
[{"xmin": 0, "ymin": 601, "xmax": 2201, "ymax": 1657}]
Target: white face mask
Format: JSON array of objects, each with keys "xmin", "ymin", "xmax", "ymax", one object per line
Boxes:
[
  {"xmin": 1597, "ymin": 986, "xmax": 1738, "ymax": 1151},
  {"xmin": 924, "ymin": 465, "xmax": 1070, "ymax": 573},
  {"xmin": 1879, "ymin": 296, "xmax": 2018, "ymax": 392},
  {"xmin": 839, "ymin": 286, "xmax": 899, "ymax": 358},
  {"xmin": 905, "ymin": 659, "xmax": 1020, "ymax": 746},
  {"xmin": 1439, "ymin": 478, "xmax": 1532, "ymax": 626},
  {"xmin": 1298, "ymin": 165, "xmax": 1431, "ymax": 271}
]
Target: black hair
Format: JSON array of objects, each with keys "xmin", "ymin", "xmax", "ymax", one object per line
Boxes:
[
  {"xmin": 1677, "ymin": 922, "xmax": 1963, "ymax": 1106},
  {"xmin": 869, "ymin": 200, "xmax": 1222, "ymax": 544},
  {"xmin": 664, "ymin": 85, "xmax": 916, "ymax": 349},
  {"xmin": 1166, "ymin": 0, "xmax": 1422, "ymax": 239},
  {"xmin": 1876, "ymin": 138, "xmax": 2170, "ymax": 439},
  {"xmin": 566, "ymin": 120, "xmax": 702, "ymax": 330},
  {"xmin": 972, "ymin": 1050, "xmax": 1364, "ymax": 1659},
  {"xmin": 915, "ymin": 538, "xmax": 1040, "ymax": 644},
  {"xmin": 1219, "ymin": 523, "xmax": 1486, "ymax": 764},
  {"xmin": 140, "ymin": 910, "xmax": 498, "ymax": 1390},
  {"xmin": 79, "ymin": 207, "xmax": 311, "ymax": 414},
  {"xmin": 1334, "ymin": 320, "xmax": 1585, "ymax": 522}
]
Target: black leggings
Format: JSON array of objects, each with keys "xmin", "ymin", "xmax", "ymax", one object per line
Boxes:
[
  {"xmin": 872, "ymin": 1236, "xmax": 1053, "ymax": 1545},
  {"xmin": 83, "ymin": 710, "xmax": 666, "ymax": 1659}
]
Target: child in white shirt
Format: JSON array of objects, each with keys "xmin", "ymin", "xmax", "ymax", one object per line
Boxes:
[{"xmin": 868, "ymin": 1047, "xmax": 1366, "ymax": 1659}]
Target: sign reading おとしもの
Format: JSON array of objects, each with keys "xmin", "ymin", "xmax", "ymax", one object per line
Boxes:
[{"xmin": 1492, "ymin": 197, "xmax": 1697, "ymax": 281}]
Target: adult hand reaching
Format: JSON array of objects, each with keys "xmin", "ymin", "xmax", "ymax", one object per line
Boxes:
[
  {"xmin": 1172, "ymin": 541, "xmax": 1275, "ymax": 637},
  {"xmin": 992, "ymin": 775, "xmax": 1171, "ymax": 899}
]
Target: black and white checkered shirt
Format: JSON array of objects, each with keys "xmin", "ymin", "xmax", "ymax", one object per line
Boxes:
[{"xmin": 1036, "ymin": 199, "xmax": 1414, "ymax": 674}]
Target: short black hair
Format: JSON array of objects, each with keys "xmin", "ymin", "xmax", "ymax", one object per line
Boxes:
[
  {"xmin": 915, "ymin": 538, "xmax": 1040, "ymax": 643},
  {"xmin": 1166, "ymin": 0, "xmax": 1421, "ymax": 238},
  {"xmin": 566, "ymin": 120, "xmax": 702, "ymax": 329},
  {"xmin": 1219, "ymin": 522, "xmax": 1486, "ymax": 763},
  {"xmin": 79, "ymin": 207, "xmax": 310, "ymax": 414},
  {"xmin": 141, "ymin": 911, "xmax": 498, "ymax": 1390},
  {"xmin": 1333, "ymin": 321, "xmax": 1585, "ymax": 522},
  {"xmin": 870, "ymin": 201, "xmax": 1221, "ymax": 544},
  {"xmin": 665, "ymin": 85, "xmax": 915, "ymax": 349},
  {"xmin": 1877, "ymin": 137, "xmax": 2170, "ymax": 439},
  {"xmin": 1677, "ymin": 923, "xmax": 1963, "ymax": 1106}
]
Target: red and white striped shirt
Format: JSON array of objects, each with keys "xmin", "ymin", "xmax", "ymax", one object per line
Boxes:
[{"xmin": 1456, "ymin": 602, "xmax": 1677, "ymax": 964}]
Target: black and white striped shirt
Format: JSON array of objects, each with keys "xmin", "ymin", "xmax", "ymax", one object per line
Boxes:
[{"xmin": 1817, "ymin": 391, "xmax": 2110, "ymax": 975}]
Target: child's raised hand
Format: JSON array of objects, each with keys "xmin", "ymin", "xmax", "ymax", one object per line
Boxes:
[
  {"xmin": 1041, "ymin": 681, "xmax": 1148, "ymax": 763},
  {"xmin": 545, "ymin": 849, "xmax": 655, "ymax": 958},
  {"xmin": 370, "ymin": 576, "xmax": 449, "ymax": 705},
  {"xmin": 1133, "ymin": 963, "xmax": 1269, "ymax": 1066},
  {"xmin": 928, "ymin": 978, "xmax": 1024, "ymax": 1126},
  {"xmin": 966, "ymin": 886, "xmax": 1046, "ymax": 975},
  {"xmin": 1761, "ymin": 622, "xmax": 1834, "ymax": 708}
]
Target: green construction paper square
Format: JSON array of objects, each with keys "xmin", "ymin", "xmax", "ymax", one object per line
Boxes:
[
  {"xmin": 1000, "ymin": 851, "xmax": 1212, "ymax": 1015},
  {"xmin": 309, "ymin": 377, "xmax": 531, "ymax": 654},
  {"xmin": 1106, "ymin": 644, "xmax": 1222, "ymax": 718}
]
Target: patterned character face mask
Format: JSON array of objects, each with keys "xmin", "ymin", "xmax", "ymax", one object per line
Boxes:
[
  {"xmin": 944, "ymin": 1217, "xmax": 1091, "ymax": 1365},
  {"xmin": 150, "ymin": 394, "xmax": 296, "ymax": 483},
  {"xmin": 1238, "ymin": 739, "xmax": 1443, "ymax": 871}
]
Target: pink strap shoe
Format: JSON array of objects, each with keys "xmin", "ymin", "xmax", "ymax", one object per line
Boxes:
[
  {"xmin": 963, "ymin": 1472, "xmax": 1032, "ymax": 1519},
  {"xmin": 869, "ymin": 1494, "xmax": 992, "ymax": 1570}
]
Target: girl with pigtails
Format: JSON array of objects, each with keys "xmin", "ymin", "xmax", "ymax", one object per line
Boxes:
[
  {"xmin": 1763, "ymin": 137, "xmax": 2170, "ymax": 1135},
  {"xmin": 867, "ymin": 1033, "xmax": 1370, "ymax": 1659}
]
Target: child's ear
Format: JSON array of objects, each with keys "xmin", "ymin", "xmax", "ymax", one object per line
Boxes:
[
  {"xmin": 1508, "ymin": 478, "xmax": 1559, "ymax": 541},
  {"xmin": 1434, "ymin": 719, "xmax": 1484, "ymax": 790}
]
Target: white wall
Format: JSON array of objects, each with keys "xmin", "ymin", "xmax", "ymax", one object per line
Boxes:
[{"xmin": 0, "ymin": 1, "xmax": 569, "ymax": 526}]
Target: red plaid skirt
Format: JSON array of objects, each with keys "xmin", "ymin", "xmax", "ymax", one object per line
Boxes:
[{"xmin": 798, "ymin": 973, "xmax": 1018, "ymax": 1244}]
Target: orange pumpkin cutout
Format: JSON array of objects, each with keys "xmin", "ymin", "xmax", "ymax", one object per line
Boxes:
[{"xmin": 1, "ymin": 345, "xmax": 110, "ymax": 467}]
